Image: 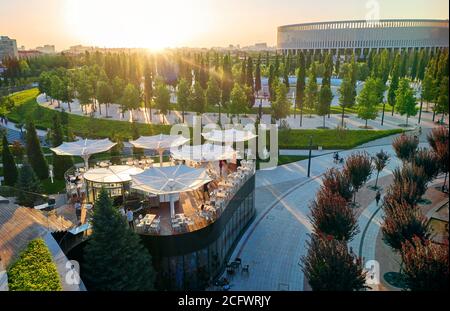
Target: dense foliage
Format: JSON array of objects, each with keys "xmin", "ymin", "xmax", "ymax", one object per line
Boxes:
[{"xmin": 8, "ymin": 238, "xmax": 62, "ymax": 291}]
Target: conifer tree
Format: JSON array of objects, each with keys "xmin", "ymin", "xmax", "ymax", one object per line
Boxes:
[
  {"xmin": 1, "ymin": 135, "xmax": 18, "ymax": 186},
  {"xmin": 83, "ymin": 189, "xmax": 156, "ymax": 290},
  {"xmin": 25, "ymin": 121, "xmax": 48, "ymax": 180}
]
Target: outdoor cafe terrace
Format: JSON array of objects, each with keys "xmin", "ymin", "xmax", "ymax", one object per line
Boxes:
[{"xmin": 64, "ymin": 156, "xmax": 256, "ymax": 237}]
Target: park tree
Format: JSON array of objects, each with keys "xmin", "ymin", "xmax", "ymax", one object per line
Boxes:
[
  {"xmin": 372, "ymin": 149, "xmax": 390, "ymax": 189},
  {"xmin": 38, "ymin": 71, "xmax": 52, "ymax": 100},
  {"xmin": 76, "ymin": 73, "xmax": 94, "ymax": 115},
  {"xmin": 25, "ymin": 121, "xmax": 48, "ymax": 180},
  {"xmin": 271, "ymin": 83, "xmax": 290, "ymax": 125},
  {"xmin": 392, "ymin": 134, "xmax": 419, "ymax": 162},
  {"xmin": 310, "ymin": 189, "xmax": 359, "ymax": 241},
  {"xmin": 112, "ymin": 76, "xmax": 126, "ymax": 107},
  {"xmin": 413, "ymin": 148, "xmax": 439, "ymax": 182},
  {"xmin": 50, "ymin": 74, "xmax": 63, "ymax": 108},
  {"xmin": 321, "ymin": 168, "xmax": 353, "ymax": 202},
  {"xmin": 301, "ymin": 234, "xmax": 367, "ymax": 291},
  {"xmin": 395, "ymin": 78, "xmax": 418, "ymax": 126},
  {"xmin": 16, "ymin": 163, "xmax": 42, "ymax": 207},
  {"xmin": 119, "ymin": 83, "xmax": 141, "ymax": 121},
  {"xmin": 83, "ymin": 189, "xmax": 156, "ymax": 291},
  {"xmin": 304, "ymin": 63, "xmax": 318, "ymax": 117},
  {"xmin": 390, "ymin": 164, "xmax": 428, "ymax": 206},
  {"xmin": 356, "ymin": 77, "xmax": 381, "ymax": 128},
  {"xmin": 1, "ymin": 135, "xmax": 18, "ymax": 186},
  {"xmin": 154, "ymin": 81, "xmax": 170, "ymax": 122},
  {"xmin": 381, "ymin": 195, "xmax": 430, "ymax": 251},
  {"xmin": 143, "ymin": 62, "xmax": 154, "ymax": 121},
  {"xmin": 245, "ymin": 57, "xmax": 254, "ymax": 91},
  {"xmin": 343, "ymin": 152, "xmax": 373, "ymax": 204},
  {"xmin": 317, "ymin": 84, "xmax": 333, "ymax": 128},
  {"xmin": 295, "ymin": 51, "xmax": 306, "ymax": 125},
  {"xmin": 427, "ymin": 126, "xmax": 449, "ymax": 191},
  {"xmin": 401, "ymin": 236, "xmax": 449, "ymax": 291},
  {"xmin": 190, "ymin": 82, "xmax": 206, "ymax": 115},
  {"xmin": 96, "ymin": 81, "xmax": 113, "ymax": 118},
  {"xmin": 338, "ymin": 63, "xmax": 357, "ymax": 127},
  {"xmin": 228, "ymin": 83, "xmax": 249, "ymax": 123},
  {"xmin": 51, "ymin": 114, "xmax": 73, "ymax": 180},
  {"xmin": 435, "ymin": 76, "xmax": 449, "ymax": 124},
  {"xmin": 421, "ymin": 58, "xmax": 436, "ymax": 113},
  {"xmin": 221, "ymin": 54, "xmax": 233, "ymax": 107},
  {"xmin": 176, "ymin": 78, "xmax": 191, "ymax": 123},
  {"xmin": 387, "ymin": 54, "xmax": 401, "ymax": 116},
  {"xmin": 206, "ymin": 77, "xmax": 222, "ymax": 122},
  {"xmin": 255, "ymin": 55, "xmax": 262, "ymax": 96}
]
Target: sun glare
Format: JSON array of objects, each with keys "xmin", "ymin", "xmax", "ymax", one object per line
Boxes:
[{"xmin": 64, "ymin": 0, "xmax": 211, "ymax": 50}]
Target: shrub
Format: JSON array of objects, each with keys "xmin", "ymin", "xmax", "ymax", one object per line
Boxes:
[
  {"xmin": 301, "ymin": 234, "xmax": 367, "ymax": 291},
  {"xmin": 392, "ymin": 134, "xmax": 419, "ymax": 162},
  {"xmin": 344, "ymin": 152, "xmax": 373, "ymax": 203},
  {"xmin": 372, "ymin": 149, "xmax": 390, "ymax": 189},
  {"xmin": 8, "ymin": 239, "xmax": 62, "ymax": 291},
  {"xmin": 401, "ymin": 237, "xmax": 449, "ymax": 291},
  {"xmin": 310, "ymin": 189, "xmax": 359, "ymax": 241},
  {"xmin": 381, "ymin": 194, "xmax": 431, "ymax": 251},
  {"xmin": 321, "ymin": 168, "xmax": 353, "ymax": 202},
  {"xmin": 413, "ymin": 148, "xmax": 439, "ymax": 182},
  {"xmin": 391, "ymin": 164, "xmax": 428, "ymax": 206}
]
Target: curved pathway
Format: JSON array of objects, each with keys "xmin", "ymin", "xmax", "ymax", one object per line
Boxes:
[
  {"xmin": 221, "ymin": 140, "xmax": 429, "ymax": 291},
  {"xmin": 36, "ymin": 93, "xmax": 444, "ymax": 131}
]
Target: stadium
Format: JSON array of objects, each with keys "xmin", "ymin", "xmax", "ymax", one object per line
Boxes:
[{"xmin": 277, "ymin": 19, "xmax": 449, "ymax": 55}]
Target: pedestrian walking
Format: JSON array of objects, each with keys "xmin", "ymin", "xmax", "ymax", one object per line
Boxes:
[
  {"xmin": 127, "ymin": 208, "xmax": 134, "ymax": 230},
  {"xmin": 74, "ymin": 200, "xmax": 82, "ymax": 222},
  {"xmin": 375, "ymin": 190, "xmax": 381, "ymax": 206}
]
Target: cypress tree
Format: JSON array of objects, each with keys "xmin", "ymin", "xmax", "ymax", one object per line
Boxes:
[
  {"xmin": 295, "ymin": 51, "xmax": 306, "ymax": 126},
  {"xmin": 51, "ymin": 114, "xmax": 73, "ymax": 180},
  {"xmin": 16, "ymin": 163, "xmax": 42, "ymax": 207},
  {"xmin": 2, "ymin": 135, "xmax": 18, "ymax": 186},
  {"xmin": 254, "ymin": 55, "xmax": 262, "ymax": 96},
  {"xmin": 83, "ymin": 189, "xmax": 156, "ymax": 290},
  {"xmin": 388, "ymin": 54, "xmax": 401, "ymax": 116},
  {"xmin": 25, "ymin": 121, "xmax": 48, "ymax": 180}
]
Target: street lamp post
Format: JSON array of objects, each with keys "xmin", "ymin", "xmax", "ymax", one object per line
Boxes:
[{"xmin": 307, "ymin": 135, "xmax": 313, "ymax": 178}]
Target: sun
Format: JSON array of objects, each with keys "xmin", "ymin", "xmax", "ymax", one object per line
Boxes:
[{"xmin": 64, "ymin": 0, "xmax": 211, "ymax": 49}]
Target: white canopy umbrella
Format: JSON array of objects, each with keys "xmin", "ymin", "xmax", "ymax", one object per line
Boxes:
[
  {"xmin": 51, "ymin": 138, "xmax": 116, "ymax": 167},
  {"xmin": 83, "ymin": 165, "xmax": 143, "ymax": 183},
  {"xmin": 129, "ymin": 134, "xmax": 190, "ymax": 165},
  {"xmin": 131, "ymin": 165, "xmax": 211, "ymax": 217},
  {"xmin": 171, "ymin": 143, "xmax": 237, "ymax": 163},
  {"xmin": 202, "ymin": 128, "xmax": 257, "ymax": 143}
]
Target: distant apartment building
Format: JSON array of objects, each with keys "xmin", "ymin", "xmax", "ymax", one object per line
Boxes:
[
  {"xmin": 18, "ymin": 50, "xmax": 43, "ymax": 59},
  {"xmin": 36, "ymin": 45, "xmax": 56, "ymax": 54},
  {"xmin": 65, "ymin": 44, "xmax": 96, "ymax": 55},
  {"xmin": 0, "ymin": 36, "xmax": 19, "ymax": 60}
]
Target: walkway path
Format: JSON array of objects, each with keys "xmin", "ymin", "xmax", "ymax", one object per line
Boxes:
[
  {"xmin": 36, "ymin": 93, "xmax": 446, "ymax": 131},
  {"xmin": 219, "ymin": 137, "xmax": 428, "ymax": 291}
]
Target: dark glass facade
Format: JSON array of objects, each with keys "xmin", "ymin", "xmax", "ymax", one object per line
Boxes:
[{"xmin": 140, "ymin": 175, "xmax": 256, "ymax": 290}]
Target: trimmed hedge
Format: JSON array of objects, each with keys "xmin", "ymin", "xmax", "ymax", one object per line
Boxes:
[{"xmin": 7, "ymin": 238, "xmax": 62, "ymax": 291}]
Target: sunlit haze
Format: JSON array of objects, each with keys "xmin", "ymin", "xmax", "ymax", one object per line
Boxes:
[{"xmin": 0, "ymin": 0, "xmax": 448, "ymax": 50}]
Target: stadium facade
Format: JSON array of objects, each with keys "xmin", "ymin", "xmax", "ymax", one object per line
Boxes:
[{"xmin": 277, "ymin": 19, "xmax": 449, "ymax": 55}]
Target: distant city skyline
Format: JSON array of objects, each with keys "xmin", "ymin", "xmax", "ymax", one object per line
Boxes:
[{"xmin": 0, "ymin": 0, "xmax": 448, "ymax": 51}]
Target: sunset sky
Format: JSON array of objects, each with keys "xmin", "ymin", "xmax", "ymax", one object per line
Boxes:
[{"xmin": 0, "ymin": 0, "xmax": 448, "ymax": 51}]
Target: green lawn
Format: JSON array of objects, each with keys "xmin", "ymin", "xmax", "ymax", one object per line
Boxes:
[
  {"xmin": 6, "ymin": 89, "xmax": 404, "ymax": 152},
  {"xmin": 6, "ymin": 89, "xmax": 172, "ymax": 140},
  {"xmin": 278, "ymin": 128, "xmax": 404, "ymax": 150},
  {"xmin": 41, "ymin": 178, "xmax": 66, "ymax": 194}
]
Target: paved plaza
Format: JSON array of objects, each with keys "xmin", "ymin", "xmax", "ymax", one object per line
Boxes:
[{"xmin": 36, "ymin": 93, "xmax": 441, "ymax": 131}]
